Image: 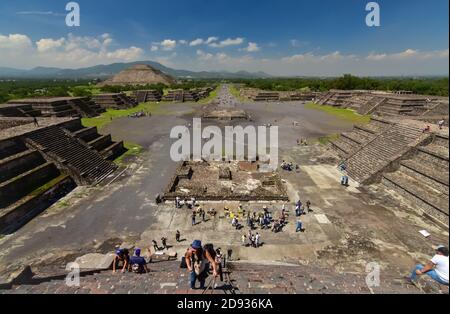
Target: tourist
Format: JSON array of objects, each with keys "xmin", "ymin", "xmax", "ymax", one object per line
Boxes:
[
  {"xmin": 409, "ymin": 245, "xmax": 449, "ymax": 286},
  {"xmin": 130, "ymin": 249, "xmax": 149, "ymax": 274},
  {"xmin": 161, "ymin": 237, "xmax": 168, "ymax": 250},
  {"xmin": 422, "ymin": 125, "xmax": 431, "ymax": 133},
  {"xmin": 152, "ymin": 240, "xmax": 159, "ymax": 252},
  {"xmin": 208, "ymin": 208, "xmax": 217, "ymax": 217},
  {"xmin": 438, "ymin": 120, "xmax": 445, "ymax": 130},
  {"xmin": 255, "ymin": 233, "xmax": 261, "ymax": 248},
  {"xmin": 201, "ymin": 208, "xmax": 206, "ymax": 222},
  {"xmin": 306, "ymin": 200, "xmax": 312, "ymax": 213},
  {"xmin": 215, "ymin": 248, "xmax": 224, "ymax": 282},
  {"xmin": 191, "ymin": 212, "xmax": 196, "ymax": 226},
  {"xmin": 176, "ymin": 230, "xmax": 181, "ymax": 243},
  {"xmin": 112, "ymin": 248, "xmax": 130, "ymax": 273},
  {"xmin": 241, "ymin": 234, "xmax": 247, "ymax": 247},
  {"xmin": 175, "ymin": 196, "xmax": 181, "ymax": 208},
  {"xmin": 296, "ymin": 220, "xmax": 304, "ymax": 232},
  {"xmin": 341, "ymin": 175, "xmax": 349, "ymax": 186},
  {"xmin": 185, "ymin": 240, "xmax": 218, "ymax": 290},
  {"xmin": 250, "ymin": 235, "xmax": 256, "ymax": 248},
  {"xmin": 33, "ymin": 117, "xmax": 39, "ymax": 127}
]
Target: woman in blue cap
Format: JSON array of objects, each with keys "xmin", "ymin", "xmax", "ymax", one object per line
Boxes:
[{"xmin": 185, "ymin": 240, "xmax": 219, "ymax": 289}]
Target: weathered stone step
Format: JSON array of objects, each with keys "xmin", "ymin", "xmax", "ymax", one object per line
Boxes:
[
  {"xmin": 0, "ymin": 150, "xmax": 45, "ymax": 184},
  {"xmin": 383, "ymin": 171, "xmax": 449, "ymax": 216},
  {"xmin": 0, "ymin": 162, "xmax": 60, "ymax": 208},
  {"xmin": 401, "ymin": 159, "xmax": 449, "ymax": 188}
]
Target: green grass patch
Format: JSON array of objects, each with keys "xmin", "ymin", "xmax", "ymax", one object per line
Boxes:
[
  {"xmin": 229, "ymin": 85, "xmax": 250, "ymax": 103},
  {"xmin": 305, "ymin": 103, "xmax": 371, "ymax": 124},
  {"xmin": 114, "ymin": 142, "xmax": 143, "ymax": 166},
  {"xmin": 29, "ymin": 174, "xmax": 68, "ymax": 197},
  {"xmin": 198, "ymin": 85, "xmax": 220, "ymax": 104},
  {"xmin": 316, "ymin": 134, "xmax": 340, "ymax": 145},
  {"xmin": 81, "ymin": 101, "xmax": 174, "ymax": 130}
]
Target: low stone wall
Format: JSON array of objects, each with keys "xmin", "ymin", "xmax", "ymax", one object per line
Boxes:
[{"xmin": 0, "ymin": 176, "xmax": 76, "ymax": 235}]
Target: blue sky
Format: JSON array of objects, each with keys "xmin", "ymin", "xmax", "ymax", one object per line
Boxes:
[{"xmin": 0, "ymin": 0, "xmax": 448, "ymax": 76}]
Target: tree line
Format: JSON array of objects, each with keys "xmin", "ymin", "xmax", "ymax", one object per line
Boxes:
[{"xmin": 231, "ymin": 75, "xmax": 449, "ymax": 96}]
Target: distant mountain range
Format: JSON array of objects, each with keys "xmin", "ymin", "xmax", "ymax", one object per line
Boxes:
[{"xmin": 0, "ymin": 61, "xmax": 272, "ymax": 80}]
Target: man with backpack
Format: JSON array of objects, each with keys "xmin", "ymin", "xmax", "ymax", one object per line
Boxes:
[
  {"xmin": 129, "ymin": 249, "xmax": 149, "ymax": 274},
  {"xmin": 184, "ymin": 240, "xmax": 218, "ymax": 290}
]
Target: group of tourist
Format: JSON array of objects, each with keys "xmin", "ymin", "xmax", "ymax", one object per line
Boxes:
[
  {"xmin": 175, "ymin": 196, "xmax": 197, "ymax": 209},
  {"xmin": 242, "ymin": 231, "xmax": 261, "ymax": 248},
  {"xmin": 112, "ymin": 248, "xmax": 149, "ymax": 274},
  {"xmin": 281, "ymin": 160, "xmax": 298, "ymax": 172}
]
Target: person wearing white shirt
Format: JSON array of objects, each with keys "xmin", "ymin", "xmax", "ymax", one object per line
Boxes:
[{"xmin": 410, "ymin": 245, "xmax": 449, "ymax": 286}]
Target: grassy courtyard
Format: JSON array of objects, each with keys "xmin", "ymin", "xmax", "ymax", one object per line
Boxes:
[{"xmin": 305, "ymin": 102, "xmax": 371, "ymax": 124}]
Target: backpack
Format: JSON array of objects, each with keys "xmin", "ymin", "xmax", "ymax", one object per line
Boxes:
[{"xmin": 131, "ymin": 263, "xmax": 141, "ymax": 273}]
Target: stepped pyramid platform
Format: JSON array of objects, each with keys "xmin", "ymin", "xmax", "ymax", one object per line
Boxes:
[
  {"xmin": 0, "ymin": 104, "xmax": 42, "ymax": 118},
  {"xmin": 162, "ymin": 90, "xmax": 184, "ymax": 102},
  {"xmin": 0, "ymin": 117, "xmax": 126, "ymax": 234},
  {"xmin": 375, "ymin": 95, "xmax": 428, "ymax": 116},
  {"xmin": 343, "ymin": 119, "xmax": 428, "ymax": 185},
  {"xmin": 253, "ymin": 91, "xmax": 280, "ymax": 102},
  {"xmin": 134, "ymin": 90, "xmax": 162, "ymax": 103},
  {"xmin": 382, "ymin": 133, "xmax": 449, "ymax": 227},
  {"xmin": 93, "ymin": 93, "xmax": 137, "ymax": 109},
  {"xmin": 7, "ymin": 97, "xmax": 104, "ymax": 118},
  {"xmin": 315, "ymin": 90, "xmax": 355, "ymax": 107}
]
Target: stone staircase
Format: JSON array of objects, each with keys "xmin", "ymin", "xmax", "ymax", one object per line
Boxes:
[
  {"xmin": 25, "ymin": 126, "xmax": 117, "ymax": 185},
  {"xmin": 330, "ymin": 117, "xmax": 393, "ymax": 159},
  {"xmin": 382, "ymin": 134, "xmax": 449, "ymax": 226},
  {"xmin": 93, "ymin": 94, "xmax": 137, "ymax": 109},
  {"xmin": 68, "ymin": 98, "xmax": 105, "ymax": 118},
  {"xmin": 65, "ymin": 122, "xmax": 126, "ymax": 161},
  {"xmin": 345, "ymin": 122, "xmax": 426, "ymax": 184},
  {"xmin": 357, "ymin": 96, "xmax": 387, "ymax": 115}
]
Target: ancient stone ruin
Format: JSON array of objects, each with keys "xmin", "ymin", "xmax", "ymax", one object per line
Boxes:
[
  {"xmin": 97, "ymin": 64, "xmax": 176, "ymax": 87},
  {"xmin": 164, "ymin": 161, "xmax": 288, "ymax": 202},
  {"xmin": 133, "ymin": 90, "xmax": 162, "ymax": 103},
  {"xmin": 329, "ymin": 116, "xmax": 448, "ymax": 227},
  {"xmin": 0, "ymin": 116, "xmax": 126, "ymax": 234},
  {"xmin": 6, "ymin": 97, "xmax": 105, "ymax": 118},
  {"xmin": 93, "ymin": 93, "xmax": 137, "ymax": 109}
]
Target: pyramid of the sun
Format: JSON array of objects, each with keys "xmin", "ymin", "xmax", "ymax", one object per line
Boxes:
[{"xmin": 98, "ymin": 64, "xmax": 175, "ymax": 86}]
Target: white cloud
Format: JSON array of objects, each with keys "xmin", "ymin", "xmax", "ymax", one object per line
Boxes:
[
  {"xmin": 209, "ymin": 37, "xmax": 245, "ymax": 48},
  {"xmin": 0, "ymin": 33, "xmax": 145, "ymax": 68},
  {"xmin": 106, "ymin": 47, "xmax": 144, "ymax": 60},
  {"xmin": 0, "ymin": 33, "xmax": 33, "ymax": 49},
  {"xmin": 190, "ymin": 38, "xmax": 204, "ymax": 46},
  {"xmin": 150, "ymin": 45, "xmax": 159, "ymax": 52},
  {"xmin": 16, "ymin": 11, "xmax": 65, "ymax": 17},
  {"xmin": 160, "ymin": 39, "xmax": 177, "ymax": 51},
  {"xmin": 366, "ymin": 49, "xmax": 449, "ymax": 61},
  {"xmin": 179, "ymin": 40, "xmax": 188, "ymax": 45},
  {"xmin": 36, "ymin": 38, "xmax": 65, "ymax": 52},
  {"xmin": 205, "ymin": 37, "xmax": 218, "ymax": 44},
  {"xmin": 242, "ymin": 42, "xmax": 260, "ymax": 52},
  {"xmin": 190, "ymin": 37, "xmax": 218, "ymax": 46}
]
